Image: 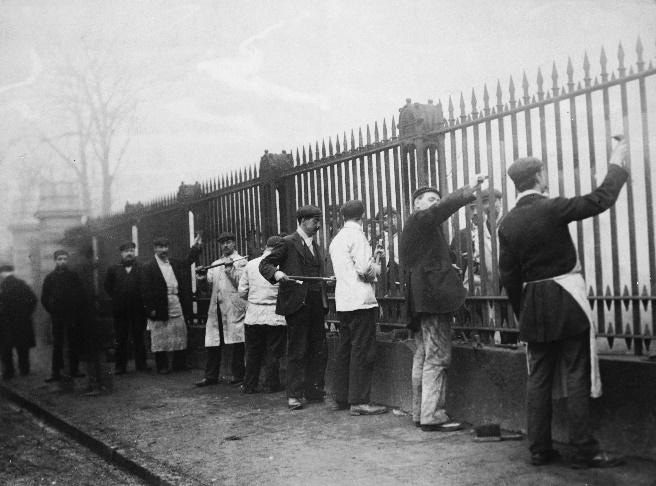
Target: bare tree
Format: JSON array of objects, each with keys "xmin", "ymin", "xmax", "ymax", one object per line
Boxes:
[{"xmin": 36, "ymin": 43, "xmax": 139, "ymax": 216}]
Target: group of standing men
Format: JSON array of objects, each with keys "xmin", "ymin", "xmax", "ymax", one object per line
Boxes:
[{"xmin": 0, "ymin": 135, "xmax": 630, "ymax": 469}]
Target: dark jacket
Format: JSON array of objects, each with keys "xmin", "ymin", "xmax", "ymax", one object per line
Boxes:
[
  {"xmin": 498, "ymin": 164, "xmax": 628, "ymax": 341},
  {"xmin": 104, "ymin": 262, "xmax": 145, "ymax": 319},
  {"xmin": 41, "ymin": 268, "xmax": 86, "ymax": 316},
  {"xmin": 400, "ymin": 187, "xmax": 476, "ymax": 326},
  {"xmin": 0, "ymin": 275, "xmax": 37, "ymax": 349},
  {"xmin": 259, "ymin": 231, "xmax": 328, "ymax": 316},
  {"xmin": 140, "ymin": 246, "xmax": 201, "ymax": 322}
]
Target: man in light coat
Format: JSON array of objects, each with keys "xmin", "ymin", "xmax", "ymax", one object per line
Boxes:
[
  {"xmin": 238, "ymin": 235, "xmax": 287, "ymax": 394},
  {"xmin": 196, "ymin": 232, "xmax": 247, "ymax": 387},
  {"xmin": 329, "ymin": 200, "xmax": 387, "ymax": 416}
]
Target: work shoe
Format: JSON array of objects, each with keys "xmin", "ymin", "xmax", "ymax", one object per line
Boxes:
[
  {"xmin": 195, "ymin": 378, "xmax": 218, "ymax": 387},
  {"xmin": 240, "ymin": 385, "xmax": 258, "ymax": 394},
  {"xmin": 349, "ymin": 404, "xmax": 388, "ymax": 416},
  {"xmin": 530, "ymin": 449, "xmax": 561, "ymax": 466},
  {"xmin": 420, "ymin": 421, "xmax": 463, "ymax": 432},
  {"xmin": 70, "ymin": 372, "xmax": 86, "ymax": 378},
  {"xmin": 570, "ymin": 451, "xmax": 625, "ymax": 469},
  {"xmin": 327, "ymin": 399, "xmax": 349, "ymax": 411},
  {"xmin": 114, "ymin": 368, "xmax": 127, "ymax": 376},
  {"xmin": 44, "ymin": 375, "xmax": 62, "ymax": 383},
  {"xmin": 288, "ymin": 398, "xmax": 303, "ymax": 410},
  {"xmin": 230, "ymin": 378, "xmax": 244, "ymax": 386}
]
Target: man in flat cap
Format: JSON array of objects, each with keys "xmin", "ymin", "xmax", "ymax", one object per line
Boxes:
[
  {"xmin": 238, "ymin": 235, "xmax": 287, "ymax": 394},
  {"xmin": 0, "ymin": 265, "xmax": 37, "ymax": 380},
  {"xmin": 259, "ymin": 205, "xmax": 328, "ymax": 410},
  {"xmin": 141, "ymin": 235, "xmax": 202, "ymax": 374},
  {"xmin": 400, "ymin": 181, "xmax": 483, "ymax": 431},
  {"xmin": 41, "ymin": 250, "xmax": 88, "ymax": 382},
  {"xmin": 499, "ymin": 139, "xmax": 628, "ymax": 468},
  {"xmin": 104, "ymin": 241, "xmax": 149, "ymax": 374},
  {"xmin": 195, "ymin": 231, "xmax": 247, "ymax": 387},
  {"xmin": 328, "ymin": 200, "xmax": 387, "ymax": 415}
]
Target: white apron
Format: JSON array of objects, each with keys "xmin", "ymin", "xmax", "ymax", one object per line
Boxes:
[
  {"xmin": 525, "ymin": 266, "xmax": 602, "ymax": 399},
  {"xmin": 204, "ymin": 253, "xmax": 248, "ymax": 347}
]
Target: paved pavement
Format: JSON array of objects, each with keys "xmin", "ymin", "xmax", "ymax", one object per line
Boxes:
[{"xmin": 2, "ymin": 346, "xmax": 656, "ymax": 486}]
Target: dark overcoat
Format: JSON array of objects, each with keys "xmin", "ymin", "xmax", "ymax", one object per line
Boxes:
[
  {"xmin": 498, "ymin": 164, "xmax": 628, "ymax": 342},
  {"xmin": 0, "ymin": 275, "xmax": 37, "ymax": 349},
  {"xmin": 400, "ymin": 187, "xmax": 475, "ymax": 327},
  {"xmin": 40, "ymin": 268, "xmax": 86, "ymax": 316},
  {"xmin": 104, "ymin": 262, "xmax": 145, "ymax": 319},
  {"xmin": 259, "ymin": 231, "xmax": 328, "ymax": 316},
  {"xmin": 140, "ymin": 246, "xmax": 201, "ymax": 322}
]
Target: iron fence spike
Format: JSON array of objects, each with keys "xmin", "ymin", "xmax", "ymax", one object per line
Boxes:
[
  {"xmin": 382, "ymin": 119, "xmax": 388, "ymax": 140},
  {"xmin": 366, "ymin": 124, "xmax": 371, "ymax": 145},
  {"xmin": 391, "ymin": 116, "xmax": 397, "ymax": 137},
  {"xmin": 374, "ymin": 121, "xmax": 380, "ymax": 143}
]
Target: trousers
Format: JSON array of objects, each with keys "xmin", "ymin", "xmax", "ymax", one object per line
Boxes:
[
  {"xmin": 412, "ymin": 313, "xmax": 452, "ymax": 425},
  {"xmin": 526, "ymin": 329, "xmax": 599, "ymax": 458},
  {"xmin": 285, "ymin": 291, "xmax": 327, "ymax": 399},
  {"xmin": 244, "ymin": 325, "xmax": 286, "ymax": 391},
  {"xmin": 114, "ymin": 313, "xmax": 148, "ymax": 371},
  {"xmin": 333, "ymin": 308, "xmax": 377, "ymax": 405}
]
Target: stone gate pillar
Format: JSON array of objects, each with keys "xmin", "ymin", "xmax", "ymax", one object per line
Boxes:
[
  {"xmin": 259, "ymin": 150, "xmax": 295, "ymax": 236},
  {"xmin": 398, "ymin": 98, "xmax": 446, "ymax": 190}
]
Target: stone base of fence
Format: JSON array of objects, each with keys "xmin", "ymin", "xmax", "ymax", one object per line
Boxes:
[{"xmin": 186, "ymin": 325, "xmax": 655, "ymax": 459}]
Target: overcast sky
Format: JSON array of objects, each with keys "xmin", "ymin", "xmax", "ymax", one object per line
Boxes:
[{"xmin": 1, "ymin": 0, "xmax": 655, "ymax": 223}]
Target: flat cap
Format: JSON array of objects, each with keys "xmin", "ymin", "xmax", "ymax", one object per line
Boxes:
[
  {"xmin": 217, "ymin": 231, "xmax": 236, "ymax": 243},
  {"xmin": 266, "ymin": 235, "xmax": 284, "ymax": 247},
  {"xmin": 152, "ymin": 236, "xmax": 170, "ymax": 247},
  {"xmin": 53, "ymin": 249, "xmax": 69, "ymax": 259},
  {"xmin": 296, "ymin": 205, "xmax": 322, "ymax": 220},
  {"xmin": 507, "ymin": 157, "xmax": 543, "ymax": 187},
  {"xmin": 412, "ymin": 186, "xmax": 441, "ymax": 203},
  {"xmin": 119, "ymin": 241, "xmax": 136, "ymax": 251},
  {"xmin": 0, "ymin": 264, "xmax": 14, "ymax": 273},
  {"xmin": 341, "ymin": 200, "xmax": 365, "ymax": 220}
]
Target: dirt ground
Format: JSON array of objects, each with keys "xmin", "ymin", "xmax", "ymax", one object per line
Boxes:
[
  {"xmin": 3, "ymin": 345, "xmax": 656, "ymax": 486},
  {"xmin": 0, "ymin": 399, "xmax": 143, "ymax": 486}
]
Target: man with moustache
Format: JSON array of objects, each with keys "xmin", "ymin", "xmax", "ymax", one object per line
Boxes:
[
  {"xmin": 141, "ymin": 235, "xmax": 202, "ymax": 374},
  {"xmin": 259, "ymin": 205, "xmax": 328, "ymax": 410},
  {"xmin": 104, "ymin": 241, "xmax": 149, "ymax": 375},
  {"xmin": 195, "ymin": 232, "xmax": 247, "ymax": 387}
]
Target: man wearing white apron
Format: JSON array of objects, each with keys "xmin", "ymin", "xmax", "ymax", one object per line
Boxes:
[
  {"xmin": 195, "ymin": 232, "xmax": 247, "ymax": 387},
  {"xmin": 498, "ymin": 138, "xmax": 629, "ymax": 469}
]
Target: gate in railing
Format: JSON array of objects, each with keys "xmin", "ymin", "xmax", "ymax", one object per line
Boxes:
[{"xmin": 88, "ymin": 38, "xmax": 655, "ymax": 356}]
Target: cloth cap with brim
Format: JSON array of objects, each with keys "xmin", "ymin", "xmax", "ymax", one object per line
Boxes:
[
  {"xmin": 53, "ymin": 250, "xmax": 69, "ymax": 259},
  {"xmin": 412, "ymin": 186, "xmax": 441, "ymax": 204},
  {"xmin": 217, "ymin": 232, "xmax": 236, "ymax": 243},
  {"xmin": 266, "ymin": 235, "xmax": 284, "ymax": 247},
  {"xmin": 341, "ymin": 200, "xmax": 365, "ymax": 220},
  {"xmin": 119, "ymin": 241, "xmax": 136, "ymax": 251},
  {"xmin": 152, "ymin": 237, "xmax": 169, "ymax": 247},
  {"xmin": 0, "ymin": 264, "xmax": 14, "ymax": 273},
  {"xmin": 507, "ymin": 157, "xmax": 543, "ymax": 188},
  {"xmin": 296, "ymin": 205, "xmax": 322, "ymax": 220}
]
